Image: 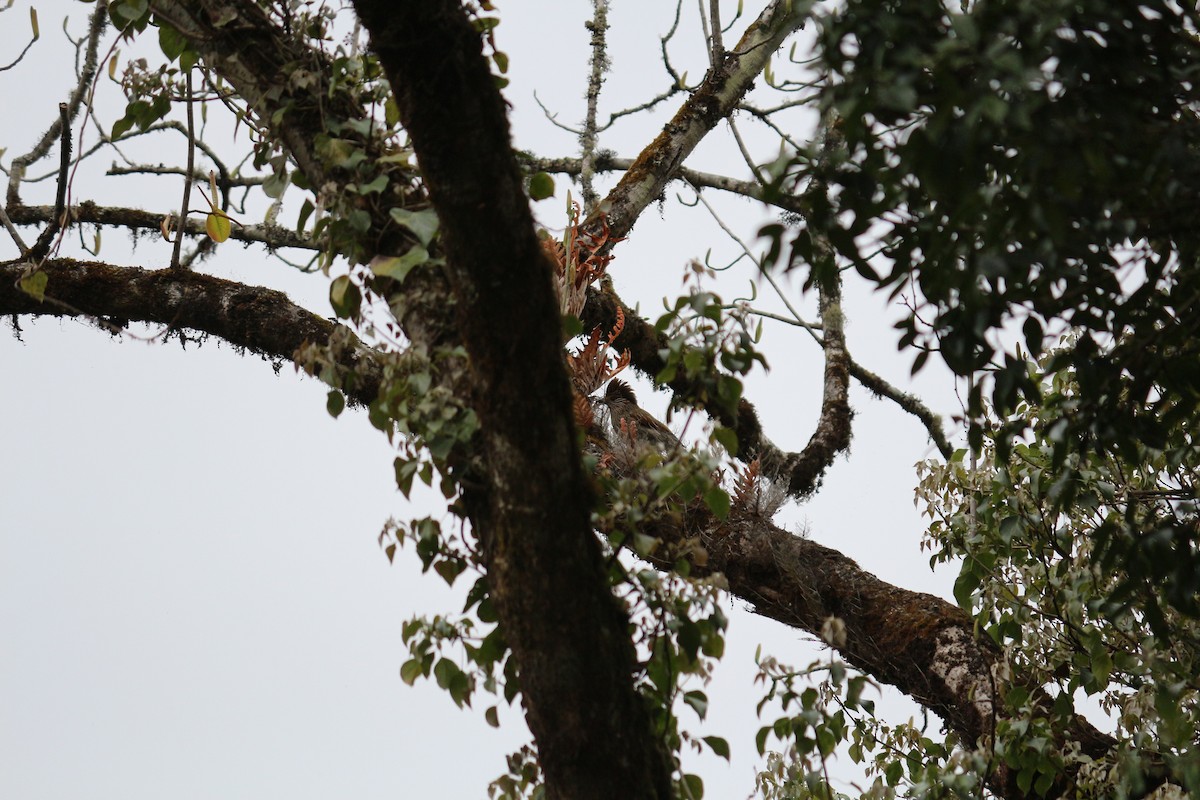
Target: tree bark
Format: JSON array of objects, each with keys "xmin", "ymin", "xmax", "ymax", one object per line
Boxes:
[{"xmin": 349, "ymin": 3, "xmax": 674, "ymax": 798}]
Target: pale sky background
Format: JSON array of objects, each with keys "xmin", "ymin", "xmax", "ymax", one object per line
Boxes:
[{"xmin": 1, "ymin": 3, "xmax": 961, "ymax": 798}]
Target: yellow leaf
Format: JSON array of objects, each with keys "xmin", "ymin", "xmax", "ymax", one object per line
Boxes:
[
  {"xmin": 29, "ymin": 8, "xmax": 38, "ymax": 40},
  {"xmin": 19, "ymin": 270, "xmax": 47, "ymax": 302},
  {"xmin": 206, "ymin": 211, "xmax": 231, "ymax": 243}
]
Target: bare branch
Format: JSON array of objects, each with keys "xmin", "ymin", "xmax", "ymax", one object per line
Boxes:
[
  {"xmin": 0, "ymin": 10, "xmax": 38, "ymax": 72},
  {"xmin": 522, "ymin": 153, "xmax": 810, "ymax": 216},
  {"xmin": 106, "ymin": 164, "xmax": 265, "ymax": 188},
  {"xmin": 171, "ymin": 69, "xmax": 196, "ymax": 270},
  {"xmin": 28, "ymin": 103, "xmax": 72, "ymax": 262},
  {"xmin": 849, "ymin": 360, "xmax": 954, "ymax": 459},
  {"xmin": 580, "ymin": 1, "xmax": 609, "ymax": 214},
  {"xmin": 587, "ymin": 0, "xmax": 814, "ymax": 243},
  {"xmin": 610, "ymin": 490, "xmax": 1120, "ymax": 800},
  {"xmin": 7, "ymin": 201, "xmax": 318, "ymax": 251},
  {"xmin": 6, "ymin": 2, "xmax": 106, "ymax": 206},
  {"xmin": 708, "ymin": 0, "xmax": 724, "ymax": 66},
  {"xmin": 0, "ymin": 258, "xmax": 384, "ymax": 405},
  {"xmin": 0, "ymin": 203, "xmax": 28, "ymax": 255}
]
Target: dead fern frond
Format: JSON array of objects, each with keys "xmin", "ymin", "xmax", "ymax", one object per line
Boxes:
[
  {"xmin": 566, "ymin": 314, "xmax": 630, "ymax": 396},
  {"xmin": 732, "ymin": 458, "xmax": 762, "ymax": 510},
  {"xmin": 730, "ymin": 458, "xmax": 787, "ymax": 519},
  {"xmin": 573, "ymin": 390, "xmax": 596, "ymax": 431},
  {"xmin": 548, "ymin": 199, "xmax": 623, "ymax": 318},
  {"xmin": 608, "ymin": 305, "xmax": 625, "ymax": 343},
  {"xmin": 567, "ymin": 326, "xmax": 608, "ymax": 395}
]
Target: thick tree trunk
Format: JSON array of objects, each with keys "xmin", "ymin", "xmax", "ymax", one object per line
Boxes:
[{"xmin": 349, "ymin": 3, "xmax": 674, "ymax": 798}]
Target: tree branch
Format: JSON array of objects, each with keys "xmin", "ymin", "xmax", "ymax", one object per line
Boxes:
[
  {"xmin": 0, "ymin": 258, "xmax": 383, "ymax": 404},
  {"xmin": 6, "ymin": 2, "xmax": 106, "ymax": 207},
  {"xmin": 521, "ymin": 152, "xmax": 811, "ymax": 216},
  {"xmin": 6, "ymin": 201, "xmax": 318, "ymax": 251},
  {"xmin": 617, "ymin": 494, "xmax": 1120, "ymax": 800},
  {"xmin": 587, "ymin": 0, "xmax": 813, "ymax": 243},
  {"xmin": 849, "ymin": 359, "xmax": 954, "ymax": 459}
]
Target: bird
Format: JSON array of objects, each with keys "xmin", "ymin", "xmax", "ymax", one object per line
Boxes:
[{"xmin": 600, "ymin": 379, "xmax": 681, "ymax": 453}]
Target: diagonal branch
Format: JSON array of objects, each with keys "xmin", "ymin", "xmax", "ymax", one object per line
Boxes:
[
  {"xmin": 850, "ymin": 360, "xmax": 954, "ymax": 458},
  {"xmin": 613, "ymin": 490, "xmax": 1121, "ymax": 800},
  {"xmin": 0, "ymin": 253, "xmax": 1119, "ymax": 800},
  {"xmin": 587, "ymin": 0, "xmax": 813, "ymax": 243}
]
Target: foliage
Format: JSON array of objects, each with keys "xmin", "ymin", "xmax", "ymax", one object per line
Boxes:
[
  {"xmin": 813, "ymin": 0, "xmax": 1200, "ymax": 434},
  {"xmin": 774, "ymin": 0, "xmax": 1200, "ymax": 623},
  {"xmin": 917, "ymin": 345, "xmax": 1200, "ymax": 797}
]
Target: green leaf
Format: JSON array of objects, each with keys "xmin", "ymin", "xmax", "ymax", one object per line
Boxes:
[
  {"xmin": 384, "ymin": 97, "xmax": 400, "ymax": 128},
  {"xmin": 111, "ymin": 113, "xmax": 135, "ymax": 140},
  {"xmin": 434, "ymin": 557, "xmax": 465, "ymax": 587},
  {"xmin": 399, "ymin": 658, "xmax": 423, "ymax": 686},
  {"xmin": 433, "ymin": 657, "xmax": 459, "ymax": 691},
  {"xmin": 357, "ymin": 174, "xmax": 389, "ymax": 195},
  {"xmin": 296, "ymin": 198, "xmax": 315, "ymax": 235},
  {"xmin": 329, "ymin": 275, "xmax": 362, "ymax": 319},
  {"xmin": 755, "ymin": 725, "xmax": 770, "ymax": 755},
  {"xmin": 702, "ymin": 736, "xmax": 730, "ymax": 761},
  {"xmin": 485, "ymin": 706, "xmax": 500, "ymax": 728},
  {"xmin": 561, "ymin": 313, "xmax": 583, "ymax": 339},
  {"xmin": 389, "ymin": 207, "xmax": 439, "ymax": 246},
  {"xmin": 18, "ymin": 270, "xmax": 48, "ymax": 302},
  {"xmin": 262, "ymin": 169, "xmax": 289, "ymax": 200},
  {"xmin": 528, "ymin": 171, "xmax": 555, "ymax": 201},
  {"xmin": 679, "ymin": 774, "xmax": 703, "ymax": 799},
  {"xmin": 371, "ymin": 246, "xmax": 430, "ymax": 283},
  {"xmin": 703, "ymin": 486, "xmax": 731, "ymax": 520},
  {"xmin": 158, "ymin": 23, "xmax": 188, "ymax": 62},
  {"xmin": 953, "ymin": 557, "xmax": 981, "ymax": 611},
  {"xmin": 326, "ymin": 390, "xmax": 344, "ymax": 418},
  {"xmin": 711, "ymin": 425, "xmax": 738, "ymax": 455},
  {"xmin": 683, "ymin": 690, "xmax": 708, "ymax": 719}
]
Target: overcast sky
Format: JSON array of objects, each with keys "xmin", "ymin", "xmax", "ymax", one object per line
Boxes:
[{"xmin": 1, "ymin": 3, "xmax": 962, "ymax": 798}]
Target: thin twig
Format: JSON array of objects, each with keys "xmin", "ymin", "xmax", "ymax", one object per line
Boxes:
[
  {"xmin": 660, "ymin": 0, "xmax": 687, "ymax": 89},
  {"xmin": 689, "ymin": 183, "xmax": 816, "ymax": 337},
  {"xmin": 521, "ymin": 153, "xmax": 811, "ymax": 217},
  {"xmin": 728, "ymin": 117, "xmax": 766, "ymax": 186},
  {"xmin": 8, "ymin": 201, "xmax": 316, "ymax": 250},
  {"xmin": 696, "ymin": 0, "xmax": 711, "ymax": 59},
  {"xmin": 0, "ymin": 23, "xmax": 37, "ymax": 72},
  {"xmin": 0, "ymin": 204, "xmax": 29, "ymax": 255},
  {"xmin": 6, "ymin": 2, "xmax": 106, "ymax": 207},
  {"xmin": 172, "ymin": 69, "xmax": 196, "ymax": 270},
  {"xmin": 106, "ymin": 164, "xmax": 264, "ymax": 188}
]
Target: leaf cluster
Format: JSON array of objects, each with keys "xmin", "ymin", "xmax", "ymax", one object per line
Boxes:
[{"xmin": 808, "ymin": 0, "xmax": 1200, "ymax": 459}]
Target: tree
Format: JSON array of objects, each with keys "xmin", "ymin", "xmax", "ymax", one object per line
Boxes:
[{"xmin": 1, "ymin": 1, "xmax": 1197, "ymax": 799}]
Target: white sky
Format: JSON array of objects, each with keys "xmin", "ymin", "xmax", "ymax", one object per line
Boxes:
[{"xmin": 1, "ymin": 3, "xmax": 962, "ymax": 797}]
